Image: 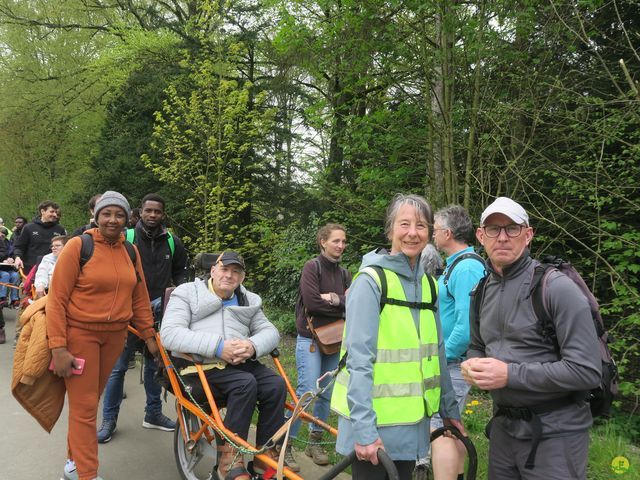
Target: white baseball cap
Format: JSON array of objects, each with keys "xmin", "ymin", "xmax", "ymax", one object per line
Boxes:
[{"xmin": 480, "ymin": 197, "xmax": 529, "ymax": 226}]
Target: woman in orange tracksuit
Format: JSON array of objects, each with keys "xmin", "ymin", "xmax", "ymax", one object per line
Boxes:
[{"xmin": 46, "ymin": 191, "xmax": 159, "ymax": 480}]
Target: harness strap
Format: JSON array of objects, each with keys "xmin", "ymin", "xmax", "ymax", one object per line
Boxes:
[
  {"xmin": 486, "ymin": 396, "xmax": 576, "ymax": 470},
  {"xmin": 382, "ymin": 297, "xmax": 436, "ymax": 310}
]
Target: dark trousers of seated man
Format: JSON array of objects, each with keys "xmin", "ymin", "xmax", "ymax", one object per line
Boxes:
[{"xmin": 203, "ymin": 360, "xmax": 286, "ymax": 446}]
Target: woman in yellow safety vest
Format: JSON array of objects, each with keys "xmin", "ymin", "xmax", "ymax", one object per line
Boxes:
[{"xmin": 331, "ymin": 193, "xmax": 465, "ymax": 480}]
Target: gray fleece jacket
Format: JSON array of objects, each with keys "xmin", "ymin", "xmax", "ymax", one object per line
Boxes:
[
  {"xmin": 334, "ymin": 249, "xmax": 459, "ymax": 461},
  {"xmin": 160, "ymin": 278, "xmax": 279, "ymax": 362},
  {"xmin": 468, "ymin": 252, "xmax": 601, "ymax": 439}
]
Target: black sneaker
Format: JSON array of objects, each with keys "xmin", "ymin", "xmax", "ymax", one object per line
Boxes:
[
  {"xmin": 97, "ymin": 418, "xmax": 117, "ymax": 443},
  {"xmin": 142, "ymin": 412, "xmax": 175, "ymax": 431}
]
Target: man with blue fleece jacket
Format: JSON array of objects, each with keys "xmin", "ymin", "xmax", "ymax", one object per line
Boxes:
[{"xmin": 429, "ymin": 205, "xmax": 485, "ymax": 480}]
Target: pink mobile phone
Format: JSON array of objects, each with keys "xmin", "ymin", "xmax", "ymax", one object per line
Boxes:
[{"xmin": 49, "ymin": 357, "xmax": 85, "ymax": 375}]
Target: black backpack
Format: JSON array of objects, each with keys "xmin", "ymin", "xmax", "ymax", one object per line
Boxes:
[
  {"xmin": 472, "ymin": 255, "xmax": 618, "ymax": 418},
  {"xmin": 79, "ymin": 234, "xmax": 139, "ymax": 281}
]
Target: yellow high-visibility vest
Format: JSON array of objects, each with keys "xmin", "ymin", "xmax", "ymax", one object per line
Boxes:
[{"xmin": 331, "ymin": 266, "xmax": 441, "ymax": 426}]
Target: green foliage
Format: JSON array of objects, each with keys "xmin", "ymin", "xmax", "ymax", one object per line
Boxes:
[
  {"xmin": 142, "ymin": 41, "xmax": 275, "ymax": 253},
  {"xmin": 262, "ymin": 305, "xmax": 297, "ymax": 336},
  {"xmin": 255, "ymin": 217, "xmax": 319, "ymax": 309}
]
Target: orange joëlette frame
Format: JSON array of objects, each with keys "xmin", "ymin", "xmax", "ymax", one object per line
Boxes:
[{"xmin": 128, "ymin": 325, "xmax": 337, "ymax": 480}]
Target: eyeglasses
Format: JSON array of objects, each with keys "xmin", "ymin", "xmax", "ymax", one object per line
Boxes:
[{"xmin": 482, "ymin": 224, "xmax": 525, "ymax": 238}]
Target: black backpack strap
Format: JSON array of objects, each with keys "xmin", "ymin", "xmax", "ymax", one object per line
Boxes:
[
  {"xmin": 527, "ymin": 263, "xmax": 559, "ymax": 349},
  {"xmin": 123, "ymin": 240, "xmax": 137, "ymax": 267},
  {"xmin": 443, "ymin": 252, "xmax": 485, "ymax": 299},
  {"xmin": 123, "ymin": 240, "xmax": 140, "ymax": 282},
  {"xmin": 340, "ymin": 266, "xmax": 349, "ymax": 290},
  {"xmin": 470, "ymin": 274, "xmax": 489, "ymax": 322},
  {"xmin": 368, "ymin": 265, "xmax": 436, "ymax": 311},
  {"xmin": 313, "ymin": 257, "xmax": 321, "ymax": 278},
  {"xmin": 79, "ymin": 234, "xmax": 94, "ymax": 270},
  {"xmin": 368, "ymin": 265, "xmax": 388, "ymax": 311}
]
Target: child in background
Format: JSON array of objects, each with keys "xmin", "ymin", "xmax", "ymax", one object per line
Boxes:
[{"xmin": 34, "ymin": 235, "xmax": 70, "ymax": 298}]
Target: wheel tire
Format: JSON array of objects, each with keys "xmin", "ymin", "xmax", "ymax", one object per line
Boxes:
[{"xmin": 174, "ymin": 410, "xmax": 219, "ymax": 480}]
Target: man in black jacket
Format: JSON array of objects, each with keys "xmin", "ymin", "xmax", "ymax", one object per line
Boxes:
[
  {"xmin": 11, "ymin": 216, "xmax": 27, "ymax": 244},
  {"xmin": 98, "ymin": 193, "xmax": 188, "ymax": 443},
  {"xmin": 13, "ymin": 200, "xmax": 66, "ymax": 274}
]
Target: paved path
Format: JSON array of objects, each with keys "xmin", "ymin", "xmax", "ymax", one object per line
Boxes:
[{"xmin": 1, "ymin": 308, "xmax": 349, "ymax": 479}]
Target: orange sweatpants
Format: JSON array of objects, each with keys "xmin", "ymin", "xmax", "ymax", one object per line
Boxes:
[{"xmin": 64, "ymin": 325, "xmax": 128, "ymax": 480}]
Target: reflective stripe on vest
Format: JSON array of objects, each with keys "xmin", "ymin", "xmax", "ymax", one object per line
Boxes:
[{"xmin": 331, "ymin": 267, "xmax": 441, "ymax": 426}]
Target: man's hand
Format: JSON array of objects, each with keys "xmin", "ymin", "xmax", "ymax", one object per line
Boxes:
[
  {"xmin": 4, "ymin": 257, "xmax": 14, "ymax": 265},
  {"xmin": 14, "ymin": 257, "xmax": 23, "ymax": 270},
  {"xmin": 355, "ymin": 437, "xmax": 385, "ymax": 465},
  {"xmin": 220, "ymin": 339, "xmax": 255, "ymax": 365},
  {"xmin": 35, "ymin": 287, "xmax": 45, "ymax": 299},
  {"xmin": 461, "ymin": 357, "xmax": 508, "ymax": 390},
  {"xmin": 230, "ymin": 339, "xmax": 255, "ymax": 363}
]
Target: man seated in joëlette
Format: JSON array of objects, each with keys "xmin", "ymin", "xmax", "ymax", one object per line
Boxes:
[{"xmin": 160, "ymin": 251, "xmax": 287, "ymax": 480}]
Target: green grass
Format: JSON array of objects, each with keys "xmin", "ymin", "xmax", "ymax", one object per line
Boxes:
[{"xmin": 270, "ymin": 334, "xmax": 640, "ymax": 479}]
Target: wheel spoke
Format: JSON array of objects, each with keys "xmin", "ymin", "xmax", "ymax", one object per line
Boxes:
[{"xmin": 175, "ymin": 411, "xmax": 217, "ymax": 480}]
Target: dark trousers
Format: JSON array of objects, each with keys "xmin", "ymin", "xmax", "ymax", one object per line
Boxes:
[
  {"xmin": 203, "ymin": 361, "xmax": 286, "ymax": 446},
  {"xmin": 488, "ymin": 422, "xmax": 589, "ymax": 479},
  {"xmin": 352, "ymin": 459, "xmax": 415, "ymax": 480}
]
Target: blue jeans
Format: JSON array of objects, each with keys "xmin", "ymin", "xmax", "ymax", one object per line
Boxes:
[
  {"xmin": 0, "ymin": 270, "xmax": 19, "ymax": 301},
  {"xmin": 289, "ymin": 335, "xmax": 339, "ymax": 437},
  {"xmin": 102, "ymin": 332, "xmax": 162, "ymax": 420}
]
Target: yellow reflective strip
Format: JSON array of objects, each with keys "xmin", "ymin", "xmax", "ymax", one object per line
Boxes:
[
  {"xmin": 377, "ymin": 348, "xmax": 420, "ymax": 363},
  {"xmin": 423, "ymin": 375, "xmax": 441, "ymax": 390},
  {"xmin": 372, "ymin": 382, "xmax": 423, "ymax": 398}
]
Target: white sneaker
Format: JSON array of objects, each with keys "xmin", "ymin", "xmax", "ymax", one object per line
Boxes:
[{"xmin": 63, "ymin": 459, "xmax": 78, "ymax": 480}]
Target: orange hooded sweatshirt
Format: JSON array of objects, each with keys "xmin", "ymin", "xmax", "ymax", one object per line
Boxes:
[{"xmin": 46, "ymin": 228, "xmax": 155, "ymax": 349}]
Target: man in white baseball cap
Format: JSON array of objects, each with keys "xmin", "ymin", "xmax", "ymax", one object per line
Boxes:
[{"xmin": 461, "ymin": 197, "xmax": 601, "ymax": 479}]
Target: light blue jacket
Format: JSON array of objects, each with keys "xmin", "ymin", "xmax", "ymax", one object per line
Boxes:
[
  {"xmin": 438, "ymin": 247, "xmax": 486, "ymax": 361},
  {"xmin": 334, "ymin": 249, "xmax": 459, "ymax": 461}
]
